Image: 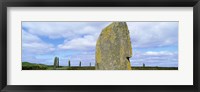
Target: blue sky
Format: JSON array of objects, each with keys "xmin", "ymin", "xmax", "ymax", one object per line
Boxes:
[{"xmin": 22, "ymin": 22, "xmax": 178, "ymax": 67}]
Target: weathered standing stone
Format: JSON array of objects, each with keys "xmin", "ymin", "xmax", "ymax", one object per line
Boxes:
[
  {"xmin": 143, "ymin": 63, "xmax": 145, "ymax": 67},
  {"xmin": 79, "ymin": 61, "xmax": 81, "ymax": 67},
  {"xmin": 68, "ymin": 60, "xmax": 71, "ymax": 67},
  {"xmin": 53, "ymin": 57, "xmax": 59, "ymax": 69},
  {"xmin": 95, "ymin": 22, "xmax": 132, "ymax": 70}
]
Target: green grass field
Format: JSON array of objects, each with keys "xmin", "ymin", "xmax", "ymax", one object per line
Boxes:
[{"xmin": 22, "ymin": 62, "xmax": 178, "ymax": 70}]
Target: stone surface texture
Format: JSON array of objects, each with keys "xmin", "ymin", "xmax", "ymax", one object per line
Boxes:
[{"xmin": 95, "ymin": 22, "xmax": 132, "ymax": 70}]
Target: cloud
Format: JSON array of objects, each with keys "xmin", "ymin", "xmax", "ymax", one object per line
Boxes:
[
  {"xmin": 22, "ymin": 29, "xmax": 41, "ymax": 43},
  {"xmin": 131, "ymin": 51, "xmax": 178, "ymax": 67},
  {"xmin": 58, "ymin": 34, "xmax": 98, "ymax": 51},
  {"xmin": 22, "ymin": 30, "xmax": 55, "ymax": 54},
  {"xmin": 128, "ymin": 22, "xmax": 178, "ymax": 48},
  {"xmin": 22, "ymin": 22, "xmax": 109, "ymax": 39},
  {"xmin": 144, "ymin": 51, "xmax": 176, "ymax": 56},
  {"xmin": 23, "ymin": 22, "xmax": 178, "ymax": 51}
]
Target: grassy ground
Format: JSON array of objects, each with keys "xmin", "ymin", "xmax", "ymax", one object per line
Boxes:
[
  {"xmin": 132, "ymin": 67, "xmax": 178, "ymax": 70},
  {"xmin": 22, "ymin": 62, "xmax": 178, "ymax": 70}
]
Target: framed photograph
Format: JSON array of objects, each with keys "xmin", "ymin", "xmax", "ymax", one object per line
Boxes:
[{"xmin": 0, "ymin": 0, "xmax": 199, "ymax": 92}]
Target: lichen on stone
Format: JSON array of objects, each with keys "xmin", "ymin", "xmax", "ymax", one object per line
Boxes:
[{"xmin": 95, "ymin": 22, "xmax": 133, "ymax": 70}]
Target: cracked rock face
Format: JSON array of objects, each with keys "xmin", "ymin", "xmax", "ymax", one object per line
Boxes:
[{"xmin": 95, "ymin": 22, "xmax": 132, "ymax": 70}]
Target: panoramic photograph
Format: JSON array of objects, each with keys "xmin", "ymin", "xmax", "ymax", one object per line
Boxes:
[{"xmin": 22, "ymin": 21, "xmax": 178, "ymax": 70}]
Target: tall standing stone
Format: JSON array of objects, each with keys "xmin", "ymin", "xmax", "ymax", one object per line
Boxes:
[
  {"xmin": 53, "ymin": 57, "xmax": 59, "ymax": 69},
  {"xmin": 95, "ymin": 22, "xmax": 132, "ymax": 70}
]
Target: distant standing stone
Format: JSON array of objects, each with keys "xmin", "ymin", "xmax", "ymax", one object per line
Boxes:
[
  {"xmin": 95, "ymin": 22, "xmax": 132, "ymax": 70},
  {"xmin": 54, "ymin": 57, "xmax": 59, "ymax": 69}
]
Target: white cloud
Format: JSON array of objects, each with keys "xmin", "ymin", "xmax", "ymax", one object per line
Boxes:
[
  {"xmin": 128, "ymin": 22, "xmax": 178, "ymax": 48},
  {"xmin": 22, "ymin": 22, "xmax": 109, "ymax": 39},
  {"xmin": 22, "ymin": 30, "xmax": 55, "ymax": 54},
  {"xmin": 58, "ymin": 34, "xmax": 97, "ymax": 51},
  {"xmin": 23, "ymin": 42, "xmax": 55, "ymax": 54},
  {"xmin": 23, "ymin": 22, "xmax": 178, "ymax": 51},
  {"xmin": 22, "ymin": 29, "xmax": 41, "ymax": 43},
  {"xmin": 130, "ymin": 51, "xmax": 178, "ymax": 67},
  {"xmin": 144, "ymin": 51, "xmax": 176, "ymax": 56}
]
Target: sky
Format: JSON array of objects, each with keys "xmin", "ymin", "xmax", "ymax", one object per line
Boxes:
[{"xmin": 22, "ymin": 22, "xmax": 178, "ymax": 67}]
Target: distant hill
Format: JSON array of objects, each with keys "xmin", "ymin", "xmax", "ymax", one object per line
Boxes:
[{"xmin": 22, "ymin": 62, "xmax": 49, "ymax": 70}]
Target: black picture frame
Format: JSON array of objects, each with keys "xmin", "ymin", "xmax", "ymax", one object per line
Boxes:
[{"xmin": 0, "ymin": 0, "xmax": 200, "ymax": 92}]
